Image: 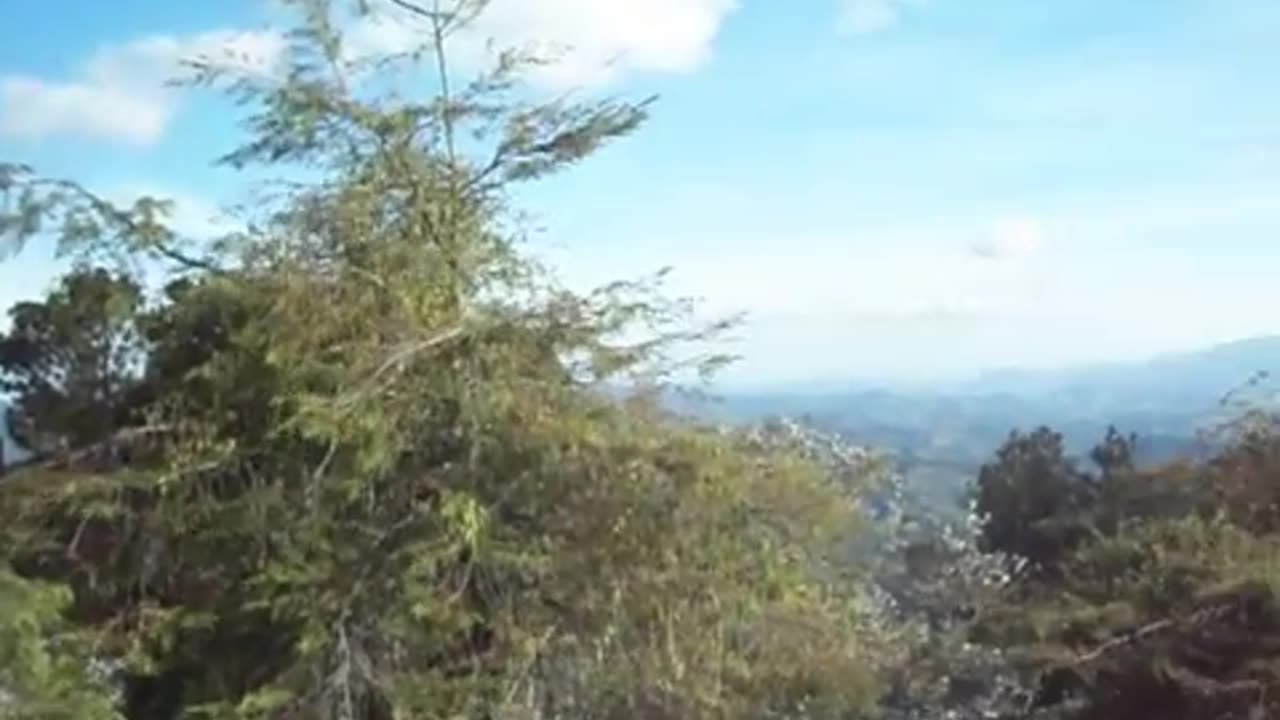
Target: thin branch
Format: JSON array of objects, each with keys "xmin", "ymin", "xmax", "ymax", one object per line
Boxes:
[
  {"xmin": 148, "ymin": 240, "xmax": 226, "ymax": 274},
  {"xmin": 3, "ymin": 423, "xmax": 179, "ymax": 474},
  {"xmin": 331, "ymin": 326, "xmax": 468, "ymax": 410},
  {"xmin": 1073, "ymin": 598, "xmax": 1241, "ymax": 665},
  {"xmin": 382, "ymin": 0, "xmax": 469, "ymax": 307},
  {"xmin": 429, "ymin": 0, "xmax": 460, "ymax": 172},
  {"xmin": 14, "ymin": 177, "xmax": 226, "ymax": 274},
  {"xmin": 65, "ymin": 515, "xmax": 92, "ymax": 561}
]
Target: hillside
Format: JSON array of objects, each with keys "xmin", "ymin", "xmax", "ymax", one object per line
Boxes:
[{"xmin": 957, "ymin": 335, "xmax": 1280, "ymax": 405}]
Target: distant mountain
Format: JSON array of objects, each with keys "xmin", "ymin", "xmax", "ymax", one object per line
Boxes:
[
  {"xmin": 682, "ymin": 336, "xmax": 1280, "ymax": 510},
  {"xmin": 958, "ymin": 335, "xmax": 1280, "ymax": 405}
]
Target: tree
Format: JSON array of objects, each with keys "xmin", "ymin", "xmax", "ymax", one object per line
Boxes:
[
  {"xmin": 974, "ymin": 427, "xmax": 1097, "ymax": 573},
  {"xmin": 971, "ymin": 420, "xmax": 1280, "ymax": 720},
  {"xmin": 0, "ymin": 268, "xmax": 146, "ymax": 457},
  {"xmin": 976, "ymin": 516, "xmax": 1280, "ymax": 720},
  {"xmin": 0, "ymin": 1, "xmax": 891, "ymax": 718}
]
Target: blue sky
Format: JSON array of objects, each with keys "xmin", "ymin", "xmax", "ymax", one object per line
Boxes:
[{"xmin": 1, "ymin": 0, "xmax": 1278, "ymax": 387}]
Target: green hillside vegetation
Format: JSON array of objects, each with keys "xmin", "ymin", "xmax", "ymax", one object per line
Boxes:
[{"xmin": 3, "ymin": 2, "xmax": 1280, "ymax": 719}]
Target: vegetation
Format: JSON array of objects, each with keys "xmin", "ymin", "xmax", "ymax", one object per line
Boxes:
[
  {"xmin": 2, "ymin": 1, "xmax": 1280, "ymax": 719},
  {"xmin": 971, "ymin": 419, "xmax": 1280, "ymax": 719},
  {"xmin": 0, "ymin": 569, "xmax": 122, "ymax": 719},
  {"xmin": 0, "ymin": 1, "xmax": 890, "ymax": 718}
]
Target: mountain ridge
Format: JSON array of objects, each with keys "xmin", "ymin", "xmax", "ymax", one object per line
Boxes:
[{"xmin": 682, "ymin": 334, "xmax": 1280, "ymax": 510}]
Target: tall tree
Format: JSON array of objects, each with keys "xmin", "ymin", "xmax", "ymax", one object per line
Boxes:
[{"xmin": 0, "ymin": 1, "xmax": 891, "ymax": 718}]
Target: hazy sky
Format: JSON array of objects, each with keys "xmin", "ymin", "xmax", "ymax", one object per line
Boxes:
[{"xmin": 2, "ymin": 0, "xmax": 1278, "ymax": 386}]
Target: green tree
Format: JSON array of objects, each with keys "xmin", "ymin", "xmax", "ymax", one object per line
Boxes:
[
  {"xmin": 0, "ymin": 1, "xmax": 890, "ymax": 718},
  {"xmin": 972, "ymin": 420, "xmax": 1280, "ymax": 720},
  {"xmin": 0, "ymin": 268, "xmax": 146, "ymax": 457},
  {"xmin": 974, "ymin": 427, "xmax": 1098, "ymax": 573}
]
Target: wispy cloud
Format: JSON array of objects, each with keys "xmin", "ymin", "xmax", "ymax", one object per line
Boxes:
[
  {"xmin": 838, "ymin": 0, "xmax": 924, "ymax": 35},
  {"xmin": 970, "ymin": 216, "xmax": 1047, "ymax": 261},
  {"xmin": 0, "ymin": 30, "xmax": 284, "ymax": 145},
  {"xmin": 2, "ymin": 0, "xmax": 740, "ymax": 145},
  {"xmin": 347, "ymin": 0, "xmax": 739, "ymax": 90}
]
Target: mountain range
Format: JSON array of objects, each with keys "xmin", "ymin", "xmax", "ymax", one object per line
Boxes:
[{"xmin": 680, "ymin": 335, "xmax": 1280, "ymax": 509}]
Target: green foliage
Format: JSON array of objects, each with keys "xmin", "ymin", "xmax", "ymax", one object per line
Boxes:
[
  {"xmin": 974, "ymin": 427, "xmax": 1098, "ymax": 573},
  {"xmin": 0, "ymin": 163, "xmax": 223, "ymax": 272},
  {"xmin": 0, "ymin": 2, "xmax": 890, "ymax": 719},
  {"xmin": 973, "ymin": 418, "xmax": 1280, "ymax": 720},
  {"xmin": 0, "ymin": 269, "xmax": 146, "ymax": 455},
  {"xmin": 0, "ymin": 569, "xmax": 121, "ymax": 720}
]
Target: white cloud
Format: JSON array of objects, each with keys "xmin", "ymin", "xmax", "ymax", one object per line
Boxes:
[
  {"xmin": 839, "ymin": 0, "xmax": 923, "ymax": 35},
  {"xmin": 348, "ymin": 0, "xmax": 739, "ymax": 90},
  {"xmin": 1, "ymin": 77, "xmax": 169, "ymax": 145},
  {"xmin": 3, "ymin": 0, "xmax": 734, "ymax": 144},
  {"xmin": 970, "ymin": 215, "xmax": 1047, "ymax": 261},
  {"xmin": 0, "ymin": 30, "xmax": 284, "ymax": 145}
]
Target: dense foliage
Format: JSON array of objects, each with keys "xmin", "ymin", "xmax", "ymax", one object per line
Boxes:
[
  {"xmin": 0, "ymin": 1, "xmax": 891, "ymax": 718},
  {"xmin": 972, "ymin": 419, "xmax": 1280, "ymax": 719}
]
